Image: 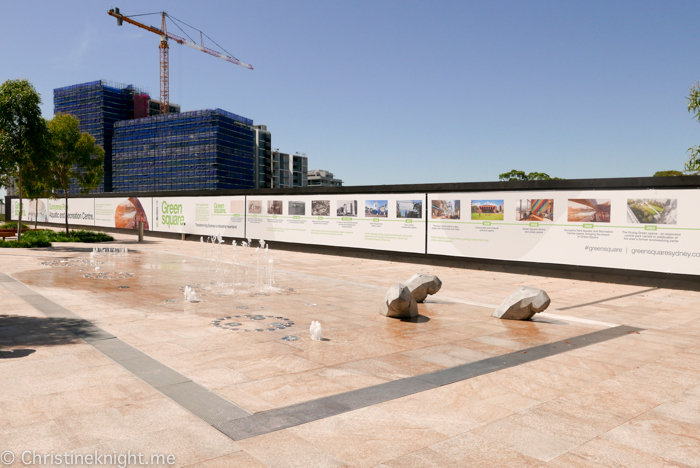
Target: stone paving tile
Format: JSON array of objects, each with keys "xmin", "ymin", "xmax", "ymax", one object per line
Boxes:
[
  {"xmin": 601, "ymin": 413, "xmax": 700, "ymax": 466},
  {"xmin": 384, "ymin": 432, "xmax": 545, "ymax": 467},
  {"xmin": 2, "ymin": 232, "xmax": 700, "ymax": 466},
  {"xmin": 547, "ymin": 437, "xmax": 694, "ymax": 467},
  {"xmin": 288, "ymin": 405, "xmax": 450, "ymax": 468},
  {"xmin": 236, "ymin": 431, "xmax": 350, "ymax": 468},
  {"xmin": 184, "ymin": 451, "xmax": 270, "ymax": 468}
]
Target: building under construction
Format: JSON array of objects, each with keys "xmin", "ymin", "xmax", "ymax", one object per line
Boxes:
[
  {"xmin": 112, "ymin": 109, "xmax": 255, "ymax": 192},
  {"xmin": 54, "ymin": 79, "xmax": 311, "ymax": 193},
  {"xmin": 53, "ymin": 80, "xmax": 153, "ymax": 192}
]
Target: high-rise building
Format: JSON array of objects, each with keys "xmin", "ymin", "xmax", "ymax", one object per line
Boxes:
[
  {"xmin": 254, "ymin": 125, "xmax": 272, "ymax": 189},
  {"xmin": 308, "ymin": 169, "xmax": 343, "ymax": 187},
  {"xmin": 112, "ymin": 109, "xmax": 256, "ymax": 192},
  {"xmin": 53, "ymin": 79, "xmax": 313, "ymax": 193},
  {"xmin": 148, "ymin": 100, "xmax": 181, "ymax": 116},
  {"xmin": 53, "ymin": 80, "xmax": 153, "ymax": 192},
  {"xmin": 293, "ymin": 153, "xmax": 308, "ymax": 187},
  {"xmin": 271, "ymin": 151, "xmax": 308, "ymax": 188}
]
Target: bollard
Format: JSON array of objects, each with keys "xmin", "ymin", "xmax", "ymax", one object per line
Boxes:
[
  {"xmin": 138, "ymin": 221, "xmax": 144, "ymax": 243},
  {"xmin": 181, "ymin": 233, "xmax": 186, "ymax": 241}
]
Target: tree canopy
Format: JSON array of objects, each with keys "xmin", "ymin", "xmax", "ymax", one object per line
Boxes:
[
  {"xmin": 48, "ymin": 113, "xmax": 104, "ymax": 234},
  {"xmin": 685, "ymin": 83, "xmax": 700, "ymax": 174},
  {"xmin": 0, "ymin": 79, "xmax": 51, "ymax": 240},
  {"xmin": 653, "ymin": 170, "xmax": 684, "ymax": 177},
  {"xmin": 498, "ymin": 170, "xmax": 563, "ymax": 181}
]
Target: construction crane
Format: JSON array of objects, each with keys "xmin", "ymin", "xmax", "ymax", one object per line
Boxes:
[{"xmin": 108, "ymin": 8, "xmax": 253, "ymax": 115}]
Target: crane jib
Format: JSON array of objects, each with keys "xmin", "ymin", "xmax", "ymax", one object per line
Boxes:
[{"xmin": 107, "ymin": 7, "xmax": 253, "ymax": 114}]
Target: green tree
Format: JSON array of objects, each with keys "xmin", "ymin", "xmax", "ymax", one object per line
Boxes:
[
  {"xmin": 48, "ymin": 113, "xmax": 104, "ymax": 235},
  {"xmin": 498, "ymin": 170, "xmax": 528, "ymax": 181},
  {"xmin": 0, "ymin": 79, "xmax": 51, "ymax": 241},
  {"xmin": 23, "ymin": 153, "xmax": 54, "ymax": 229},
  {"xmin": 653, "ymin": 170, "xmax": 684, "ymax": 177},
  {"xmin": 686, "ymin": 83, "xmax": 700, "ymax": 174},
  {"xmin": 499, "ymin": 170, "xmax": 563, "ymax": 181}
]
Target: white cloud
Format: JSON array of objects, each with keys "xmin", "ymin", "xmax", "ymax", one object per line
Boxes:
[{"xmin": 471, "ymin": 200, "xmax": 503, "ymax": 206}]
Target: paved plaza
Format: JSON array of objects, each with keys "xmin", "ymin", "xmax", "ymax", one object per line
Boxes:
[{"xmin": 1, "ymin": 231, "xmax": 699, "ymax": 467}]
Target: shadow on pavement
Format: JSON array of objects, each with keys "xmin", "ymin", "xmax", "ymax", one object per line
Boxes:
[
  {"xmin": 0, "ymin": 348, "xmax": 36, "ymax": 358},
  {"xmin": 0, "ymin": 314, "xmax": 102, "ymax": 348}
]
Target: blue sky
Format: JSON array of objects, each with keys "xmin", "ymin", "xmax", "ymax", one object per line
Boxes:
[
  {"xmin": 472, "ymin": 200, "xmax": 505, "ymax": 207},
  {"xmin": 1, "ymin": 0, "xmax": 699, "ymax": 195}
]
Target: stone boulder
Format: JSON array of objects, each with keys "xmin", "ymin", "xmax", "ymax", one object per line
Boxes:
[
  {"xmin": 380, "ymin": 283, "xmax": 418, "ymax": 318},
  {"xmin": 405, "ymin": 274, "xmax": 442, "ymax": 303},
  {"xmin": 492, "ymin": 286, "xmax": 551, "ymax": 320}
]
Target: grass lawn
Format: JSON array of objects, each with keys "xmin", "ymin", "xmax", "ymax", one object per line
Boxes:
[
  {"xmin": 471, "ymin": 213, "xmax": 504, "ymax": 220},
  {"xmin": 641, "ymin": 205, "xmax": 659, "ymax": 215}
]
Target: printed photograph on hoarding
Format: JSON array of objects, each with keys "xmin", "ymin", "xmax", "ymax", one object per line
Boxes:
[
  {"xmin": 516, "ymin": 199, "xmax": 554, "ymax": 222},
  {"xmin": 27, "ymin": 199, "xmax": 48, "ymax": 222},
  {"xmin": 396, "ymin": 200, "xmax": 422, "ymax": 219},
  {"xmin": 365, "ymin": 200, "xmax": 388, "ymax": 218},
  {"xmin": 336, "ymin": 200, "xmax": 358, "ymax": 217},
  {"xmin": 312, "ymin": 200, "xmax": 331, "ymax": 216},
  {"xmin": 248, "ymin": 200, "xmax": 262, "ymax": 214},
  {"xmin": 115, "ymin": 197, "xmax": 149, "ymax": 230},
  {"xmin": 627, "ymin": 198, "xmax": 677, "ymax": 224},
  {"xmin": 267, "ymin": 200, "xmax": 283, "ymax": 215},
  {"xmin": 230, "ymin": 199, "xmax": 244, "ymax": 214},
  {"xmin": 568, "ymin": 199, "xmax": 611, "ymax": 223},
  {"xmin": 431, "ymin": 200, "xmax": 460, "ymax": 219},
  {"xmin": 288, "ymin": 201, "xmax": 306, "ymax": 216},
  {"xmin": 471, "ymin": 200, "xmax": 504, "ymax": 221}
]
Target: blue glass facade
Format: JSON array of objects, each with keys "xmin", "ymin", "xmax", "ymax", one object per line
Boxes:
[
  {"xmin": 112, "ymin": 109, "xmax": 255, "ymax": 192},
  {"xmin": 53, "ymin": 80, "xmax": 146, "ymax": 193}
]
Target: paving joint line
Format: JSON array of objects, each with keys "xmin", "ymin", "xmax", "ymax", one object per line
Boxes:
[
  {"xmin": 0, "ymin": 269, "xmax": 643, "ymax": 442},
  {"xmin": 220, "ymin": 323, "xmax": 643, "ymax": 440},
  {"xmin": 0, "ymin": 270, "xmax": 252, "ymax": 429},
  {"xmin": 557, "ymin": 287, "xmax": 657, "ymax": 310}
]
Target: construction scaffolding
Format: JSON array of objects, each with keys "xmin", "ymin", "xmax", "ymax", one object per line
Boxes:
[
  {"xmin": 53, "ymin": 80, "xmax": 149, "ymax": 192},
  {"xmin": 112, "ymin": 109, "xmax": 255, "ymax": 192}
]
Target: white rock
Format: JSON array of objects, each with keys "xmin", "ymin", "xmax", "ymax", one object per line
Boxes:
[
  {"xmin": 380, "ymin": 283, "xmax": 418, "ymax": 318},
  {"xmin": 404, "ymin": 274, "xmax": 442, "ymax": 303},
  {"xmin": 492, "ymin": 286, "xmax": 550, "ymax": 320}
]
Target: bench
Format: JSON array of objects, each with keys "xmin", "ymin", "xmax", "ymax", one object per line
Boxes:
[
  {"xmin": 0, "ymin": 228, "xmax": 40, "ymax": 240},
  {"xmin": 0, "ymin": 230, "xmax": 17, "ymax": 240}
]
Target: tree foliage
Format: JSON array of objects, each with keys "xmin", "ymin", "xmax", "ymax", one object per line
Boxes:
[
  {"xmin": 498, "ymin": 170, "xmax": 563, "ymax": 181},
  {"xmin": 48, "ymin": 113, "xmax": 104, "ymax": 235},
  {"xmin": 0, "ymin": 79, "xmax": 51, "ymax": 240},
  {"xmin": 686, "ymin": 146, "xmax": 700, "ymax": 174},
  {"xmin": 685, "ymin": 83, "xmax": 700, "ymax": 174},
  {"xmin": 653, "ymin": 170, "xmax": 684, "ymax": 177}
]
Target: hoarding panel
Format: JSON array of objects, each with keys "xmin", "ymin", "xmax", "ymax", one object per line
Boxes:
[
  {"xmin": 47, "ymin": 198, "xmax": 95, "ymax": 226},
  {"xmin": 95, "ymin": 197, "xmax": 153, "ymax": 230},
  {"xmin": 427, "ymin": 189, "xmax": 700, "ymax": 275},
  {"xmin": 152, "ymin": 196, "xmax": 245, "ymax": 237},
  {"xmin": 245, "ymin": 194, "xmax": 425, "ymax": 254},
  {"xmin": 10, "ymin": 198, "xmax": 49, "ymax": 223}
]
